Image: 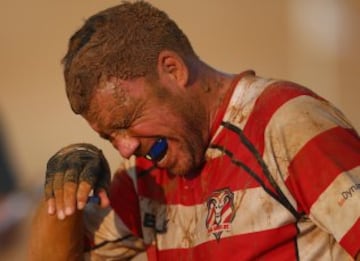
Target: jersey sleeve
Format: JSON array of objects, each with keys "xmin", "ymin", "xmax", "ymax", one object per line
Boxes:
[
  {"xmin": 265, "ymin": 92, "xmax": 360, "ymax": 258},
  {"xmin": 83, "ymin": 158, "xmax": 146, "ymax": 260}
]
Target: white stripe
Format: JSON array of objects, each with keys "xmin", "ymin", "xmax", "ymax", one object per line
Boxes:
[
  {"xmin": 262, "ymin": 95, "xmax": 355, "ymax": 211},
  {"xmin": 84, "ymin": 205, "xmax": 145, "ymax": 258},
  {"xmin": 211, "ymin": 75, "xmax": 273, "ymax": 142},
  {"xmin": 140, "ymin": 188, "xmax": 294, "ymax": 250},
  {"xmin": 224, "ymin": 76, "xmax": 274, "ymax": 131},
  {"xmin": 264, "ymin": 95, "xmax": 353, "ymax": 177},
  {"xmin": 309, "ymin": 165, "xmax": 360, "ymax": 241},
  {"xmin": 296, "ymin": 219, "xmax": 352, "ymax": 260},
  {"xmin": 208, "ymin": 76, "xmax": 273, "ymax": 159}
]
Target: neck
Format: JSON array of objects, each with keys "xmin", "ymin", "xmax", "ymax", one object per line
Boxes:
[{"xmin": 194, "ymin": 62, "xmax": 235, "ymax": 141}]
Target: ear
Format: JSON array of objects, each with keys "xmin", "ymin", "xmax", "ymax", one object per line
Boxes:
[{"xmin": 157, "ymin": 50, "xmax": 189, "ymax": 88}]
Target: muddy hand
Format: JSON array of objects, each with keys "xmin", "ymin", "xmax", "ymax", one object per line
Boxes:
[{"xmin": 44, "ymin": 143, "xmax": 111, "ymax": 220}]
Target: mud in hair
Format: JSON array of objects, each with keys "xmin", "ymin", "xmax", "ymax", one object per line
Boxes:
[{"xmin": 62, "ymin": 1, "xmax": 198, "ymax": 114}]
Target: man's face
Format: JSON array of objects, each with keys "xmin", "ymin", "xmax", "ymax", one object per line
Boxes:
[{"xmin": 83, "ymin": 77, "xmax": 208, "ymax": 176}]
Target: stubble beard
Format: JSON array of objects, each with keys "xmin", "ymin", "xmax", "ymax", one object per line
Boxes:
[
  {"xmin": 167, "ymin": 141, "xmax": 205, "ymax": 176},
  {"xmin": 169, "ymin": 107, "xmax": 208, "ymax": 176}
]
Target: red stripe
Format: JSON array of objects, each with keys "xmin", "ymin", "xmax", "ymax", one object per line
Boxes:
[
  {"xmin": 136, "ymin": 159, "xmax": 169, "ymax": 203},
  {"xmin": 110, "ymin": 170, "xmax": 142, "ymax": 237},
  {"xmin": 137, "ymin": 150, "xmax": 261, "ymax": 205},
  {"xmin": 243, "ymin": 81, "xmax": 320, "ymax": 155},
  {"xmin": 340, "ymin": 218, "xmax": 360, "ymax": 258},
  {"xmin": 212, "ymin": 127, "xmax": 280, "ymax": 196},
  {"xmin": 286, "ymin": 127, "xmax": 360, "ymax": 213},
  {"xmin": 147, "ymin": 224, "xmax": 298, "ymax": 260}
]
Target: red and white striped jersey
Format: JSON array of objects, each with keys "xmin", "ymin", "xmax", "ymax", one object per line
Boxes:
[{"xmin": 84, "ymin": 71, "xmax": 360, "ymax": 260}]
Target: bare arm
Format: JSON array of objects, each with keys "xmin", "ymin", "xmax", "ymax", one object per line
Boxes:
[{"xmin": 28, "ymin": 200, "xmax": 84, "ymax": 261}]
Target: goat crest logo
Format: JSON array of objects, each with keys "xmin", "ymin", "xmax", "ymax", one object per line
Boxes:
[{"xmin": 205, "ymin": 188, "xmax": 235, "ymax": 241}]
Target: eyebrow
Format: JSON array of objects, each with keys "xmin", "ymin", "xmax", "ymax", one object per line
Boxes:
[{"xmin": 97, "ymin": 117, "xmax": 132, "ymax": 141}]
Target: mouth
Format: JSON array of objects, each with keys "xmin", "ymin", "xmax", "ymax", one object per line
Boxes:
[{"xmin": 145, "ymin": 138, "xmax": 168, "ymax": 163}]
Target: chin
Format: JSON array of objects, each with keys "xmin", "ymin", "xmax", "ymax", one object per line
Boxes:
[
  {"xmin": 168, "ymin": 157, "xmax": 201, "ymax": 176},
  {"xmin": 167, "ymin": 165, "xmax": 190, "ymax": 176}
]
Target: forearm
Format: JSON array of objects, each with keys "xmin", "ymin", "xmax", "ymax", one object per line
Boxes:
[{"xmin": 28, "ymin": 199, "xmax": 85, "ymax": 261}]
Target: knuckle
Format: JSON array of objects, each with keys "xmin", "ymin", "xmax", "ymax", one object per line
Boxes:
[
  {"xmin": 78, "ymin": 181, "xmax": 91, "ymax": 192},
  {"xmin": 76, "ymin": 186, "xmax": 90, "ymax": 202},
  {"xmin": 53, "ymin": 189, "xmax": 64, "ymax": 205},
  {"xmin": 64, "ymin": 181, "xmax": 77, "ymax": 192},
  {"xmin": 64, "ymin": 169, "xmax": 79, "ymax": 183},
  {"xmin": 79, "ymin": 169, "xmax": 97, "ymax": 186},
  {"xmin": 53, "ymin": 173, "xmax": 64, "ymax": 190}
]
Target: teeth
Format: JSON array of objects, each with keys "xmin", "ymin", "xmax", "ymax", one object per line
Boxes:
[{"xmin": 157, "ymin": 153, "xmax": 167, "ymax": 166}]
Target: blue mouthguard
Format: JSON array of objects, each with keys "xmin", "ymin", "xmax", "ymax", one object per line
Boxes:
[{"xmin": 146, "ymin": 138, "xmax": 168, "ymax": 161}]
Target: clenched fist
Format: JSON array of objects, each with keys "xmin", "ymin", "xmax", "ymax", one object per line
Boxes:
[{"xmin": 45, "ymin": 143, "xmax": 111, "ymax": 219}]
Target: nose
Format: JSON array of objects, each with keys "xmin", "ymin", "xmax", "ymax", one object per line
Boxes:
[{"xmin": 112, "ymin": 134, "xmax": 140, "ymax": 159}]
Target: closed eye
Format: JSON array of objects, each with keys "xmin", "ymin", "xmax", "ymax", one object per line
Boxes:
[{"xmin": 99, "ymin": 132, "xmax": 111, "ymax": 141}]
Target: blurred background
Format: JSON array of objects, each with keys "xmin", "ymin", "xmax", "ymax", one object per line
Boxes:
[{"xmin": 0, "ymin": 0, "xmax": 359, "ymax": 259}]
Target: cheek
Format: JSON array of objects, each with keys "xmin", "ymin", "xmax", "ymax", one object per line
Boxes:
[{"xmin": 169, "ymin": 120, "xmax": 206, "ymax": 160}]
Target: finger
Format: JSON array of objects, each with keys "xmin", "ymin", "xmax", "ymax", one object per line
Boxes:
[
  {"xmin": 76, "ymin": 161, "xmax": 99, "ymax": 210},
  {"xmin": 97, "ymin": 189, "xmax": 110, "ymax": 208},
  {"xmin": 79, "ymin": 159, "xmax": 99, "ymax": 187},
  {"xmin": 63, "ymin": 169, "xmax": 78, "ymax": 216},
  {"xmin": 44, "ymin": 171, "xmax": 55, "ymax": 201},
  {"xmin": 47, "ymin": 197, "xmax": 56, "ymax": 215},
  {"xmin": 94, "ymin": 158, "xmax": 111, "ymax": 197},
  {"xmin": 53, "ymin": 172, "xmax": 65, "ymax": 220},
  {"xmin": 76, "ymin": 181, "xmax": 92, "ymax": 210}
]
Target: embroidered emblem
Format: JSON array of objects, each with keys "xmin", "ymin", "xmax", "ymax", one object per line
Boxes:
[{"xmin": 206, "ymin": 188, "xmax": 235, "ymax": 241}]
